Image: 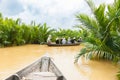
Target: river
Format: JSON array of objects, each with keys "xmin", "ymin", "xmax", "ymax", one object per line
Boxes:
[{"xmin": 0, "ymin": 44, "xmax": 119, "ymax": 80}]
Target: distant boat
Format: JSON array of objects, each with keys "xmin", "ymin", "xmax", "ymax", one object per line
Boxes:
[
  {"xmin": 5, "ymin": 57, "xmax": 66, "ymax": 80},
  {"xmin": 47, "ymin": 42, "xmax": 80, "ymax": 46}
]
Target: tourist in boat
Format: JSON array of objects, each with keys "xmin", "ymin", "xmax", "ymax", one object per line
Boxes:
[
  {"xmin": 67, "ymin": 37, "xmax": 71, "ymax": 44},
  {"xmin": 59, "ymin": 38, "xmax": 63, "ymax": 44},
  {"xmin": 47, "ymin": 35, "xmax": 52, "ymax": 44},
  {"xmin": 70, "ymin": 38, "xmax": 74, "ymax": 44},
  {"xmin": 74, "ymin": 37, "xmax": 77, "ymax": 43},
  {"xmin": 62, "ymin": 38, "xmax": 66, "ymax": 44},
  {"xmin": 78, "ymin": 37, "xmax": 82, "ymax": 42},
  {"xmin": 55, "ymin": 37, "xmax": 59, "ymax": 44},
  {"xmin": 71, "ymin": 37, "xmax": 76, "ymax": 43}
]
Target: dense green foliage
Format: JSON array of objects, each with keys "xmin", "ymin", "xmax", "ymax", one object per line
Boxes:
[
  {"xmin": 51, "ymin": 28, "xmax": 81, "ymax": 41},
  {"xmin": 75, "ymin": 0, "xmax": 120, "ymax": 62},
  {"xmin": 117, "ymin": 71, "xmax": 120, "ymax": 80},
  {"xmin": 0, "ymin": 13, "xmax": 81, "ymax": 47},
  {"xmin": 74, "ymin": 0, "xmax": 120, "ymax": 79},
  {"xmin": 0, "ymin": 14, "xmax": 54, "ymax": 47}
]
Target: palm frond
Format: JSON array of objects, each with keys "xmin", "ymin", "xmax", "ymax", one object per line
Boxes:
[
  {"xmin": 75, "ymin": 47, "xmax": 87, "ymax": 63},
  {"xmin": 117, "ymin": 70, "xmax": 120, "ymax": 80},
  {"xmin": 76, "ymin": 14, "xmax": 98, "ymax": 32},
  {"xmin": 75, "ymin": 0, "xmax": 120, "ymax": 64}
]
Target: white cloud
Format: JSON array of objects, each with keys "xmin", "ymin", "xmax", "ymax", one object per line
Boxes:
[
  {"xmin": 93, "ymin": 0, "xmax": 114, "ymax": 5},
  {"xmin": 0, "ymin": 0, "xmax": 114, "ymax": 29},
  {"xmin": 9, "ymin": 0, "xmax": 85, "ymax": 29},
  {"xmin": 0, "ymin": 0, "xmax": 24, "ymax": 16}
]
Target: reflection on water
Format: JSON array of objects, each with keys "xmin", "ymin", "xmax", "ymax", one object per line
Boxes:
[{"xmin": 0, "ymin": 44, "xmax": 119, "ymax": 80}]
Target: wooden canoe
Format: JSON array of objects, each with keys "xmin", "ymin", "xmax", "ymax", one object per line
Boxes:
[
  {"xmin": 47, "ymin": 43, "xmax": 80, "ymax": 46},
  {"xmin": 5, "ymin": 57, "xmax": 66, "ymax": 80}
]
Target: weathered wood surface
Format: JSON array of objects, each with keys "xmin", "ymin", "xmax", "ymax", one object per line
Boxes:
[
  {"xmin": 5, "ymin": 57, "xmax": 66, "ymax": 80},
  {"xmin": 24, "ymin": 72, "xmax": 57, "ymax": 80},
  {"xmin": 40, "ymin": 57, "xmax": 50, "ymax": 72},
  {"xmin": 49, "ymin": 59, "xmax": 65, "ymax": 80}
]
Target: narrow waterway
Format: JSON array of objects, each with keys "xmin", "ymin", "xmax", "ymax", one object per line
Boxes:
[{"xmin": 0, "ymin": 44, "xmax": 119, "ymax": 80}]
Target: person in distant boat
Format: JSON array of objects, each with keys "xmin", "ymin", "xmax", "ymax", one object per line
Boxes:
[
  {"xmin": 70, "ymin": 38, "xmax": 74, "ymax": 44},
  {"xmin": 71, "ymin": 37, "xmax": 76, "ymax": 44},
  {"xmin": 73, "ymin": 37, "xmax": 76, "ymax": 43},
  {"xmin": 78, "ymin": 37, "xmax": 82, "ymax": 42},
  {"xmin": 67, "ymin": 37, "xmax": 71, "ymax": 44},
  {"xmin": 73, "ymin": 37, "xmax": 77, "ymax": 43},
  {"xmin": 62, "ymin": 38, "xmax": 66, "ymax": 44},
  {"xmin": 56, "ymin": 37, "xmax": 59, "ymax": 44},
  {"xmin": 59, "ymin": 38, "xmax": 62, "ymax": 44},
  {"xmin": 47, "ymin": 35, "xmax": 52, "ymax": 44}
]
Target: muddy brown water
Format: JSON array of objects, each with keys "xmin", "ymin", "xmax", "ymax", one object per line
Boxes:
[{"xmin": 0, "ymin": 44, "xmax": 119, "ymax": 80}]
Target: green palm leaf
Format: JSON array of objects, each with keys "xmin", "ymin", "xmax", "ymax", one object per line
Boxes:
[{"xmin": 75, "ymin": 0, "xmax": 120, "ymax": 63}]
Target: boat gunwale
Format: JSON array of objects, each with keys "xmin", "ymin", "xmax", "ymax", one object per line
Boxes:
[{"xmin": 5, "ymin": 57, "xmax": 66, "ymax": 80}]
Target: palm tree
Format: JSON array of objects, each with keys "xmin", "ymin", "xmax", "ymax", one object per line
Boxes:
[
  {"xmin": 75, "ymin": 1, "xmax": 120, "ymax": 78},
  {"xmin": 75, "ymin": 0, "xmax": 120, "ymax": 63},
  {"xmin": 0, "ymin": 13, "xmax": 55, "ymax": 46},
  {"xmin": 117, "ymin": 70, "xmax": 120, "ymax": 80},
  {"xmin": 29, "ymin": 22, "xmax": 54, "ymax": 44},
  {"xmin": 39, "ymin": 23, "xmax": 55, "ymax": 44},
  {"xmin": 52, "ymin": 28, "xmax": 81, "ymax": 41}
]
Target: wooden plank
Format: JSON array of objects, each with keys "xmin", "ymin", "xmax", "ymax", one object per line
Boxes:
[
  {"xmin": 40, "ymin": 57, "xmax": 50, "ymax": 72},
  {"xmin": 5, "ymin": 58, "xmax": 41, "ymax": 80},
  {"xmin": 5, "ymin": 57, "xmax": 66, "ymax": 80},
  {"xmin": 5, "ymin": 74, "xmax": 20, "ymax": 80},
  {"xmin": 49, "ymin": 59, "xmax": 66, "ymax": 80},
  {"xmin": 16, "ymin": 58, "xmax": 41, "ymax": 78}
]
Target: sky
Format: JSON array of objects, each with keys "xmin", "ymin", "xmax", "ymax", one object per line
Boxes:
[{"xmin": 0, "ymin": 0, "xmax": 114, "ymax": 29}]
